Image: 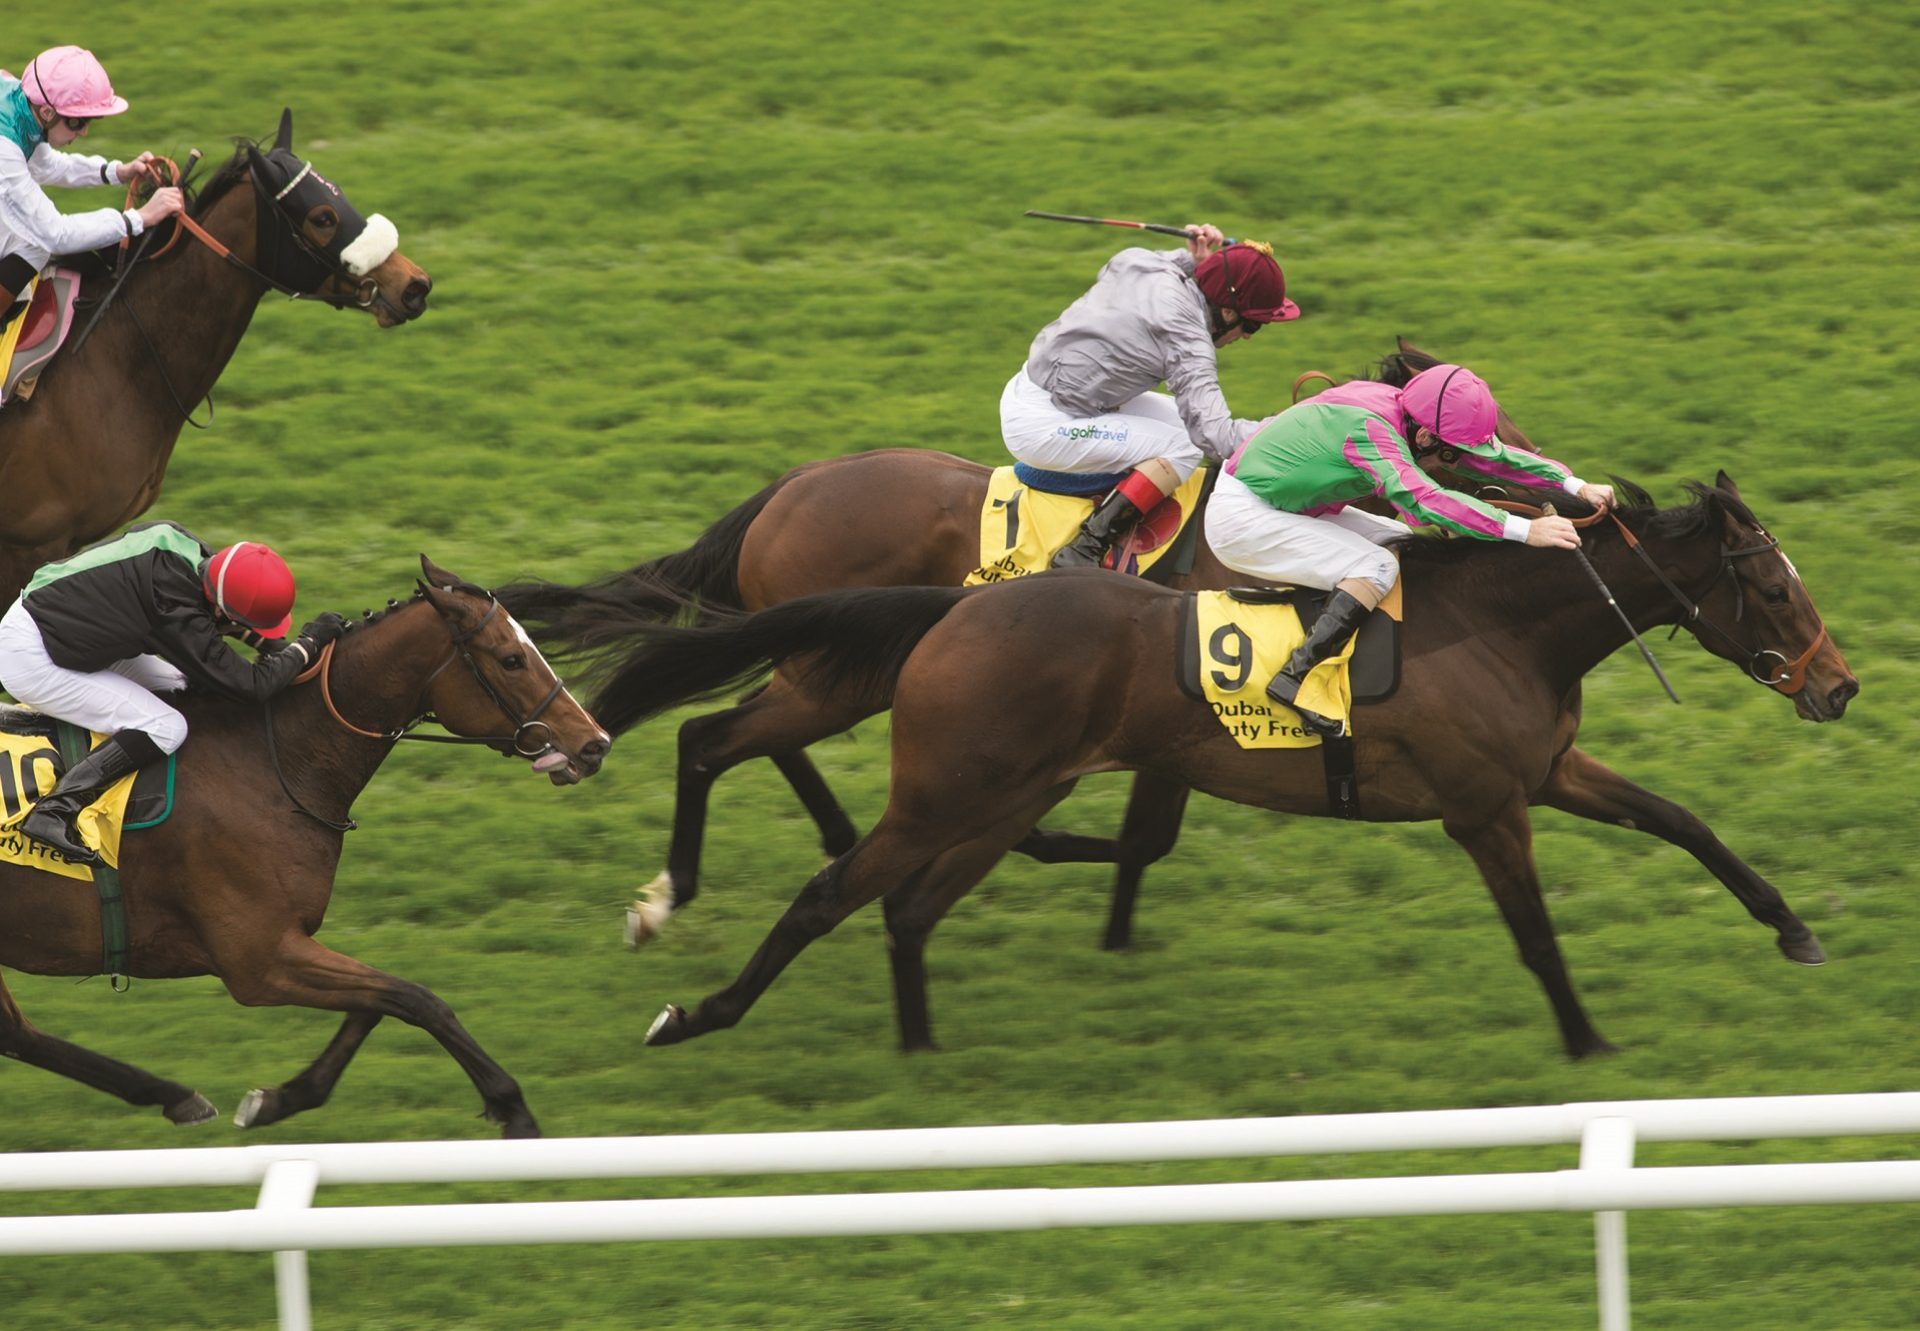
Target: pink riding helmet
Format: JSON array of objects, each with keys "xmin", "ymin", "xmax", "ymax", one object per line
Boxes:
[
  {"xmin": 1401, "ymin": 364, "xmax": 1499, "ymax": 446},
  {"xmin": 21, "ymin": 46, "xmax": 130, "ymax": 118}
]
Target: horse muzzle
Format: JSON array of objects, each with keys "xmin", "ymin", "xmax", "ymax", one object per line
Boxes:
[{"xmin": 1794, "ymin": 675, "xmax": 1859, "ymax": 723}]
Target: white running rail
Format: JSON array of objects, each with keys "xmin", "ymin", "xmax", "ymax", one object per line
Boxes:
[{"xmin": 4, "ymin": 1093, "xmax": 1918, "ymax": 1331}]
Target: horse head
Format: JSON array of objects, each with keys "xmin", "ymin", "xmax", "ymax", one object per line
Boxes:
[
  {"xmin": 236, "ymin": 108, "xmax": 431, "ymax": 326},
  {"xmin": 417, "ymin": 556, "xmax": 613, "ymax": 784},
  {"xmin": 1681, "ymin": 472, "xmax": 1858, "ymax": 723}
]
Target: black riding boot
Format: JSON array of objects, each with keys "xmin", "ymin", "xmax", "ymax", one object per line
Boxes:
[
  {"xmin": 1264, "ymin": 591, "xmax": 1373, "ymax": 738},
  {"xmin": 1051, "ymin": 488, "xmax": 1148, "ymax": 569},
  {"xmin": 19, "ymin": 730, "xmax": 163, "ymax": 866}
]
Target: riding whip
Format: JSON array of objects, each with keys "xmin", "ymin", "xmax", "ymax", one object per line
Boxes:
[
  {"xmin": 1546, "ymin": 504, "xmax": 1681, "ymax": 704},
  {"xmin": 1024, "ymin": 211, "xmax": 1238, "ymax": 245}
]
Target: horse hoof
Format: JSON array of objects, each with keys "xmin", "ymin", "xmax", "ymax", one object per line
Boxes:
[
  {"xmin": 1779, "ymin": 932, "xmax": 1827, "ymax": 966},
  {"xmin": 233, "ymin": 1088, "xmax": 273, "ymax": 1129},
  {"xmin": 645, "ymin": 1004, "xmax": 687, "ymax": 1046},
  {"xmin": 164, "ymin": 1093, "xmax": 218, "ymax": 1125}
]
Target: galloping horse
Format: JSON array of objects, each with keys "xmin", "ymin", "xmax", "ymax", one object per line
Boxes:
[
  {"xmin": 503, "ymin": 339, "xmax": 1533, "ymax": 950},
  {"xmin": 0, "ymin": 110, "xmax": 430, "ymax": 604},
  {"xmin": 0, "ymin": 559, "xmax": 610, "ymax": 1138},
  {"xmin": 566, "ymin": 476, "xmax": 1854, "ymax": 1057}
]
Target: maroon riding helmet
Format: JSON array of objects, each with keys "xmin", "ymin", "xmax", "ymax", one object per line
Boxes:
[{"xmin": 1193, "ymin": 242, "xmax": 1300, "ymax": 326}]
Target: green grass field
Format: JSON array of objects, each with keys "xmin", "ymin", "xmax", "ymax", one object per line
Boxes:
[{"xmin": 4, "ymin": 2, "xmax": 1918, "ymax": 1326}]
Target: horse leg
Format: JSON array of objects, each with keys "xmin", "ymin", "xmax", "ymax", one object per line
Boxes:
[
  {"xmin": 630, "ymin": 685, "xmax": 876, "ymax": 948},
  {"xmin": 1445, "ymin": 798, "xmax": 1618, "ymax": 1059},
  {"xmin": 231, "ymin": 1013, "xmax": 382, "ymax": 1130},
  {"xmin": 1101, "ymin": 773, "xmax": 1193, "ymax": 952},
  {"xmin": 646, "ymin": 823, "xmax": 954, "ymax": 1048},
  {"xmin": 0, "ymin": 974, "xmax": 216, "ymax": 1124},
  {"xmin": 1538, "ymin": 746, "xmax": 1823, "ymax": 963},
  {"xmin": 884, "ymin": 783, "xmax": 1079, "ymax": 1052},
  {"xmin": 223, "ymin": 935, "xmax": 538, "ymax": 1138}
]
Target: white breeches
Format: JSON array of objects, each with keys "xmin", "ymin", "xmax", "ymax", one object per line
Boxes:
[
  {"xmin": 1204, "ymin": 469, "xmax": 1405, "ymax": 597},
  {"xmin": 1000, "ymin": 370, "xmax": 1204, "ymax": 479},
  {"xmin": 0, "ymin": 599, "xmax": 190, "ymax": 752}
]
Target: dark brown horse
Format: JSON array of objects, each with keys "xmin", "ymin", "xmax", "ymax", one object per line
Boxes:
[
  {"xmin": 0, "ymin": 559, "xmax": 610, "ymax": 1137},
  {"xmin": 503, "ymin": 339, "xmax": 1534, "ymax": 951},
  {"xmin": 567, "ymin": 475, "xmax": 1854, "ymax": 1058},
  {"xmin": 0, "ymin": 110, "xmax": 430, "ymax": 605}
]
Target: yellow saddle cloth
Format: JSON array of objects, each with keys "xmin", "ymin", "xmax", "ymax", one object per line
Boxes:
[
  {"xmin": 1186, "ymin": 580, "xmax": 1404, "ymax": 749},
  {"xmin": 965, "ymin": 466, "xmax": 1210, "ymax": 585},
  {"xmin": 0, "ymin": 727, "xmax": 143, "ymax": 880}
]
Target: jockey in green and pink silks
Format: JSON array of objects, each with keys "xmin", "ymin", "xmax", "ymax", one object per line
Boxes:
[{"xmin": 1203, "ymin": 363, "xmax": 1615, "ymax": 738}]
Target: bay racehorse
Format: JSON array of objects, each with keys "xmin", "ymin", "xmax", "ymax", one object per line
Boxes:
[
  {"xmin": 0, "ymin": 558, "xmax": 610, "ymax": 1138},
  {"xmin": 563, "ymin": 476, "xmax": 1854, "ymax": 1057},
  {"xmin": 0, "ymin": 109, "xmax": 430, "ymax": 605},
  {"xmin": 502, "ymin": 339, "xmax": 1534, "ymax": 951}
]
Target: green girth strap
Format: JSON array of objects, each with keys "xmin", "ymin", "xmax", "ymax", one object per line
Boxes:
[{"xmin": 54, "ymin": 722, "xmax": 129, "ymax": 983}]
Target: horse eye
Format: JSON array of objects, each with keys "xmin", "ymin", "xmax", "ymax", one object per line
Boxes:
[
  {"xmin": 1764, "ymin": 586, "xmax": 1790, "ymax": 606},
  {"xmin": 502, "ymin": 653, "xmax": 526, "ymax": 670}
]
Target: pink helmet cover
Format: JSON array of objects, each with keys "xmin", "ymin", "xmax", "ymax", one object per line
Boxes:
[
  {"xmin": 1402, "ymin": 364, "xmax": 1499, "ymax": 445},
  {"xmin": 22, "ymin": 46, "xmax": 129, "ymax": 118}
]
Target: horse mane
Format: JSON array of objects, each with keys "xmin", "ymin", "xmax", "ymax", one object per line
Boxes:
[
  {"xmin": 185, "ymin": 141, "xmax": 261, "ymax": 219},
  {"xmin": 1396, "ymin": 477, "xmax": 1741, "ymax": 576}
]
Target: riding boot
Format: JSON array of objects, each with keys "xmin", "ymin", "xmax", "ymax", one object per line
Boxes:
[
  {"xmin": 1264, "ymin": 590, "xmax": 1373, "ymax": 738},
  {"xmin": 1051, "ymin": 489, "xmax": 1148, "ymax": 569},
  {"xmin": 19, "ymin": 730, "xmax": 163, "ymax": 867}
]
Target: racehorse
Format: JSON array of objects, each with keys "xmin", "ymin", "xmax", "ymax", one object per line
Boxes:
[
  {"xmin": 502, "ymin": 339, "xmax": 1534, "ymax": 951},
  {"xmin": 0, "ymin": 109, "xmax": 431, "ymax": 606},
  {"xmin": 0, "ymin": 559, "xmax": 610, "ymax": 1138},
  {"xmin": 563, "ymin": 475, "xmax": 1854, "ymax": 1057}
]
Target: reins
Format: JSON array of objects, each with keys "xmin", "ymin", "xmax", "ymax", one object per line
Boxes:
[
  {"xmin": 263, "ymin": 596, "xmax": 569, "ymax": 830},
  {"xmin": 66, "ymin": 148, "xmax": 384, "ymax": 421},
  {"xmin": 1490, "ymin": 498, "xmax": 1831, "ymax": 698}
]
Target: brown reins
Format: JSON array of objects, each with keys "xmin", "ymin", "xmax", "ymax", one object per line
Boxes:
[{"xmin": 268, "ymin": 596, "xmax": 570, "ymax": 830}]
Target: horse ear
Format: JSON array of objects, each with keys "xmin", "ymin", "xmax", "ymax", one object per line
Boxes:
[
  {"xmin": 1397, "ymin": 334, "xmax": 1428, "ymax": 359},
  {"xmin": 275, "ymin": 108, "xmax": 294, "ymax": 153},
  {"xmin": 244, "ymin": 143, "xmax": 270, "ymax": 179},
  {"xmin": 1715, "ymin": 470, "xmax": 1741, "ymax": 500},
  {"xmin": 418, "ymin": 554, "xmax": 462, "ymax": 591}
]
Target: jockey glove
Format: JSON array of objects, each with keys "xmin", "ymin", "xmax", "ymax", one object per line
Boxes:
[{"xmin": 297, "ymin": 611, "xmax": 351, "ymax": 647}]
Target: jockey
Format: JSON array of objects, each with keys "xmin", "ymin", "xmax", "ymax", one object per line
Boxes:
[
  {"xmin": 1002, "ymin": 225, "xmax": 1299, "ymax": 569},
  {"xmin": 0, "ymin": 521, "xmax": 349, "ymax": 865},
  {"xmin": 1205, "ymin": 363, "xmax": 1616, "ymax": 737},
  {"xmin": 1, "ymin": 46, "xmax": 184, "ymax": 323}
]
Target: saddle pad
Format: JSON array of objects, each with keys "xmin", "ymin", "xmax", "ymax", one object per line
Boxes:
[
  {"xmin": 1176, "ymin": 590, "xmax": 1402, "ymax": 749},
  {"xmin": 1, "ymin": 267, "xmax": 78, "ymax": 405},
  {"xmin": 0, "ymin": 710, "xmax": 176, "ymax": 880},
  {"xmin": 964, "ymin": 465, "xmax": 1210, "ymax": 585}
]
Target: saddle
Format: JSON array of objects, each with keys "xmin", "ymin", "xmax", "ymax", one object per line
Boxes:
[
  {"xmin": 0, "ymin": 706, "xmax": 175, "ymax": 879},
  {"xmin": 0, "ymin": 267, "xmax": 81, "ymax": 406}
]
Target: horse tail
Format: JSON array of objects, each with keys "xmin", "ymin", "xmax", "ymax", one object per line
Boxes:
[
  {"xmin": 496, "ymin": 475, "xmax": 787, "ymax": 652},
  {"xmin": 589, "ymin": 585, "xmax": 970, "ymax": 735}
]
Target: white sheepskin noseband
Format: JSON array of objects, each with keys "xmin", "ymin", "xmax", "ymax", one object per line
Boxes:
[{"xmin": 340, "ymin": 214, "xmax": 398, "ymax": 277}]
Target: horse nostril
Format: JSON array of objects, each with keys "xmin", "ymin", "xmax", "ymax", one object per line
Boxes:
[
  {"xmin": 402, "ymin": 278, "xmax": 431, "ymax": 314},
  {"xmin": 1830, "ymin": 679, "xmax": 1859, "ymax": 712}
]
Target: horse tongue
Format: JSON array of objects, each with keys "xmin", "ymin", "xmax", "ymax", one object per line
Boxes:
[{"xmin": 530, "ymin": 751, "xmax": 571, "ymax": 773}]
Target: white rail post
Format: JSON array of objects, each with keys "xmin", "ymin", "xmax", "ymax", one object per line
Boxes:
[
  {"xmin": 1581, "ymin": 1116, "xmax": 1637, "ymax": 1331},
  {"xmin": 257, "ymin": 1158, "xmax": 321, "ymax": 1331}
]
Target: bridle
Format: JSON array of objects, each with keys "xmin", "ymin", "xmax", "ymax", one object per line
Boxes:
[
  {"xmin": 265, "ymin": 595, "xmax": 571, "ymax": 831},
  {"xmin": 1496, "ymin": 499, "xmax": 1832, "ymax": 697},
  {"xmin": 66, "ymin": 151, "xmax": 392, "ymax": 422},
  {"xmin": 1607, "ymin": 515, "xmax": 1832, "ymax": 695}
]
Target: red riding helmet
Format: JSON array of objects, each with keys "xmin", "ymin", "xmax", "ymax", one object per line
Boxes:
[
  {"xmin": 1193, "ymin": 241, "xmax": 1300, "ymax": 325},
  {"xmin": 202, "ymin": 542, "xmax": 295, "ymax": 638}
]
